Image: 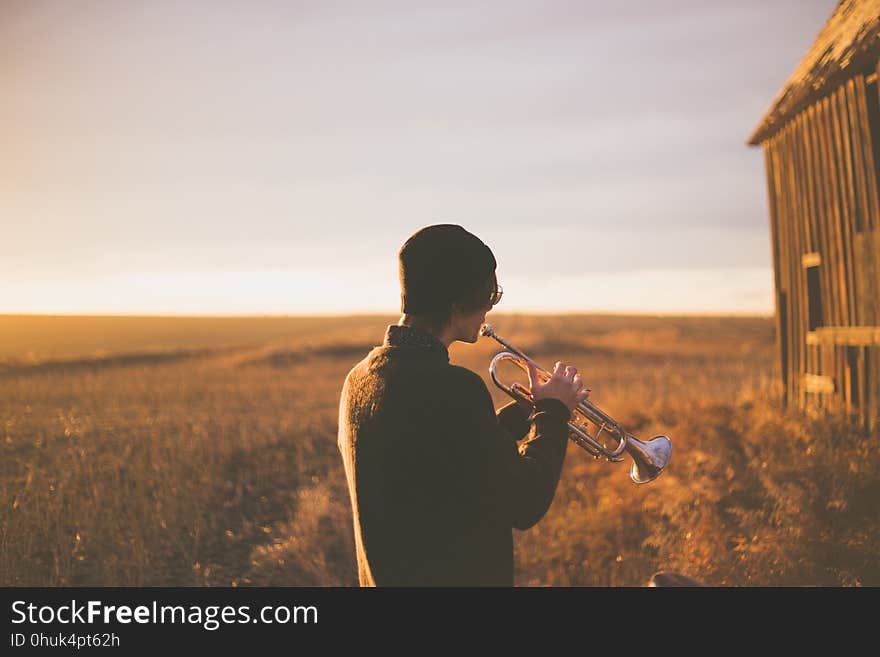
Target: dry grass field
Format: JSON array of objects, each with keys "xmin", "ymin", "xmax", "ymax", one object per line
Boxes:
[{"xmin": 1, "ymin": 313, "xmax": 877, "ymax": 586}]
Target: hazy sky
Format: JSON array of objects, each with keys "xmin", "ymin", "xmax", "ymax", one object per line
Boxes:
[{"xmin": 1, "ymin": 0, "xmax": 839, "ymax": 315}]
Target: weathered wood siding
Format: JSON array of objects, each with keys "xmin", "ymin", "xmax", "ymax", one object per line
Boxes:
[{"xmin": 761, "ymin": 67, "xmax": 880, "ymax": 430}]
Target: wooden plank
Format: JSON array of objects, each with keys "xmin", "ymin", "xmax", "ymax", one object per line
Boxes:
[
  {"xmin": 764, "ymin": 145, "xmax": 782, "ymax": 294},
  {"xmin": 818, "ymin": 97, "xmax": 844, "ymax": 329},
  {"xmin": 777, "ymin": 126, "xmax": 799, "ymax": 405},
  {"xmin": 764, "ymin": 142, "xmax": 788, "ymax": 402},
  {"xmin": 779, "ymin": 290, "xmax": 790, "ymax": 404},
  {"xmin": 831, "ymin": 88, "xmax": 853, "ymax": 328},
  {"xmin": 802, "ymin": 111, "xmax": 821, "ymax": 253},
  {"xmin": 831, "ymin": 90, "xmax": 850, "ymax": 327},
  {"xmin": 833, "ymin": 85, "xmax": 857, "ymax": 326},
  {"xmin": 793, "ymin": 113, "xmax": 814, "ymax": 251},
  {"xmin": 845, "ymin": 80, "xmax": 867, "ymax": 234},
  {"xmin": 831, "ymin": 93, "xmax": 851, "ymax": 328},
  {"xmin": 815, "ymin": 99, "xmax": 835, "ymax": 328},
  {"xmin": 851, "ymin": 77, "xmax": 879, "ymax": 234},
  {"xmin": 784, "ymin": 121, "xmax": 808, "ymax": 409},
  {"xmin": 769, "ymin": 136, "xmax": 795, "ymax": 404},
  {"xmin": 806, "ymin": 104, "xmax": 834, "ymax": 332},
  {"xmin": 809, "ymin": 342, "xmax": 820, "ymax": 411},
  {"xmin": 823, "ymin": 96, "xmax": 850, "ymax": 411},
  {"xmin": 843, "ymin": 81, "xmax": 866, "ymax": 325},
  {"xmin": 802, "ymin": 252, "xmax": 821, "ymax": 268},
  {"xmin": 845, "ymin": 347, "xmax": 853, "ymax": 412},
  {"xmin": 868, "ymin": 347, "xmax": 872, "ymax": 428},
  {"xmin": 865, "ymin": 348, "xmax": 880, "ymax": 430},
  {"xmin": 822, "ymin": 93, "xmax": 848, "ymax": 410},
  {"xmin": 857, "ymin": 346, "xmax": 866, "ymax": 424},
  {"xmin": 808, "ymin": 334, "xmax": 815, "ymax": 410},
  {"xmin": 823, "ymin": 343, "xmax": 835, "ymax": 409},
  {"xmin": 870, "ymin": 349, "xmax": 880, "ymax": 428},
  {"xmin": 788, "ymin": 115, "xmax": 812, "ymax": 407},
  {"xmin": 810, "ymin": 326, "xmax": 880, "ymax": 346},
  {"xmin": 803, "ymin": 373, "xmax": 836, "ymax": 395}
]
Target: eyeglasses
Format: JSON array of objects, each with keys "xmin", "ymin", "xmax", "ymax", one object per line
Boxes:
[{"xmin": 489, "ymin": 283, "xmax": 503, "ymax": 307}]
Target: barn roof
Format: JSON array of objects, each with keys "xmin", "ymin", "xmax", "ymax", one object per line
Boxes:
[{"xmin": 748, "ymin": 0, "xmax": 880, "ymax": 145}]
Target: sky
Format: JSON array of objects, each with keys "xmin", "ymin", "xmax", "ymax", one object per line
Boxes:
[{"xmin": 1, "ymin": 0, "xmax": 841, "ymax": 316}]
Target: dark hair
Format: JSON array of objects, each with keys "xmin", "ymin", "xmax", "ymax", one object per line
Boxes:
[
  {"xmin": 397, "ymin": 224, "xmax": 498, "ymax": 333},
  {"xmin": 406, "ymin": 270, "xmax": 497, "ymax": 333}
]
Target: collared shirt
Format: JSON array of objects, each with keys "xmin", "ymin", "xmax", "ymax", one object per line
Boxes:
[{"xmin": 383, "ymin": 324, "xmax": 449, "ymax": 360}]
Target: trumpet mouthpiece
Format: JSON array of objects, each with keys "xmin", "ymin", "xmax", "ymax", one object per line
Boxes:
[{"xmin": 479, "ymin": 323, "xmax": 494, "ymax": 337}]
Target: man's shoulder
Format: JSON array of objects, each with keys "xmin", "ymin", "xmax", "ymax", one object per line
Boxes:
[
  {"xmin": 445, "ymin": 364, "xmax": 487, "ymax": 387},
  {"xmin": 340, "ymin": 347, "xmax": 384, "ymax": 390},
  {"xmin": 443, "ymin": 365, "xmax": 493, "ymax": 406},
  {"xmin": 346, "ymin": 345, "xmax": 387, "ymax": 372}
]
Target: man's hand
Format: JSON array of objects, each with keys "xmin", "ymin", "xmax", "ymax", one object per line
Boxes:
[{"xmin": 526, "ymin": 360, "xmax": 590, "ymax": 413}]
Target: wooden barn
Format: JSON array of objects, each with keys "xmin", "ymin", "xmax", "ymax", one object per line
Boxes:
[{"xmin": 748, "ymin": 0, "xmax": 880, "ymax": 430}]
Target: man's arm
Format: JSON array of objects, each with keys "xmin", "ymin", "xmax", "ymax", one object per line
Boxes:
[
  {"xmin": 496, "ymin": 400, "xmax": 531, "ymax": 441},
  {"xmin": 449, "ymin": 368, "xmax": 571, "ymax": 531}
]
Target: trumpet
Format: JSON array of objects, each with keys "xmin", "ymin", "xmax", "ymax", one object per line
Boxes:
[{"xmin": 479, "ymin": 323, "xmax": 671, "ymax": 484}]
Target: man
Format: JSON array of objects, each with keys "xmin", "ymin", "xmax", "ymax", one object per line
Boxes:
[{"xmin": 337, "ymin": 224, "xmax": 588, "ymax": 586}]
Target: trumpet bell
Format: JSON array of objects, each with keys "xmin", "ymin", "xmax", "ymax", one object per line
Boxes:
[{"xmin": 627, "ymin": 434, "xmax": 672, "ymax": 484}]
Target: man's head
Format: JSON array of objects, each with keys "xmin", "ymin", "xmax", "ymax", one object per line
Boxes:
[{"xmin": 398, "ymin": 224, "xmax": 502, "ymax": 343}]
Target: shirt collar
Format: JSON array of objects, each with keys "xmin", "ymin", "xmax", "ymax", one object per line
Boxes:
[{"xmin": 383, "ymin": 324, "xmax": 449, "ymax": 360}]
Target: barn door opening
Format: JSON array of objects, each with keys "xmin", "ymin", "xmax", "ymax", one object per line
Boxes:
[{"xmin": 806, "ymin": 264, "xmax": 824, "ymax": 331}]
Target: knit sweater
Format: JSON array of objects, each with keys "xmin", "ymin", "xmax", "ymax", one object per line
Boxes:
[{"xmin": 337, "ymin": 325, "xmax": 571, "ymax": 587}]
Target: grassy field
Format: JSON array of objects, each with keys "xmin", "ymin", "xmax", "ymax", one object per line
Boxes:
[{"xmin": 1, "ymin": 313, "xmax": 877, "ymax": 586}]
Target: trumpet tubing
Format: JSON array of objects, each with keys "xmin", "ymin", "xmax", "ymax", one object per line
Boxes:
[{"xmin": 479, "ymin": 323, "xmax": 672, "ymax": 484}]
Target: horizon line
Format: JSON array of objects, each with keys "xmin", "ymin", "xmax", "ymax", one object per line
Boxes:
[{"xmin": 0, "ymin": 309, "xmax": 775, "ymax": 319}]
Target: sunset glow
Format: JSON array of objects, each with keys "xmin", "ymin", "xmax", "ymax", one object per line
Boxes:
[{"xmin": 1, "ymin": 1, "xmax": 838, "ymax": 316}]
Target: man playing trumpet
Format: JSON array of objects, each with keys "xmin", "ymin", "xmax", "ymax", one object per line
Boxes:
[{"xmin": 337, "ymin": 224, "xmax": 589, "ymax": 586}]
